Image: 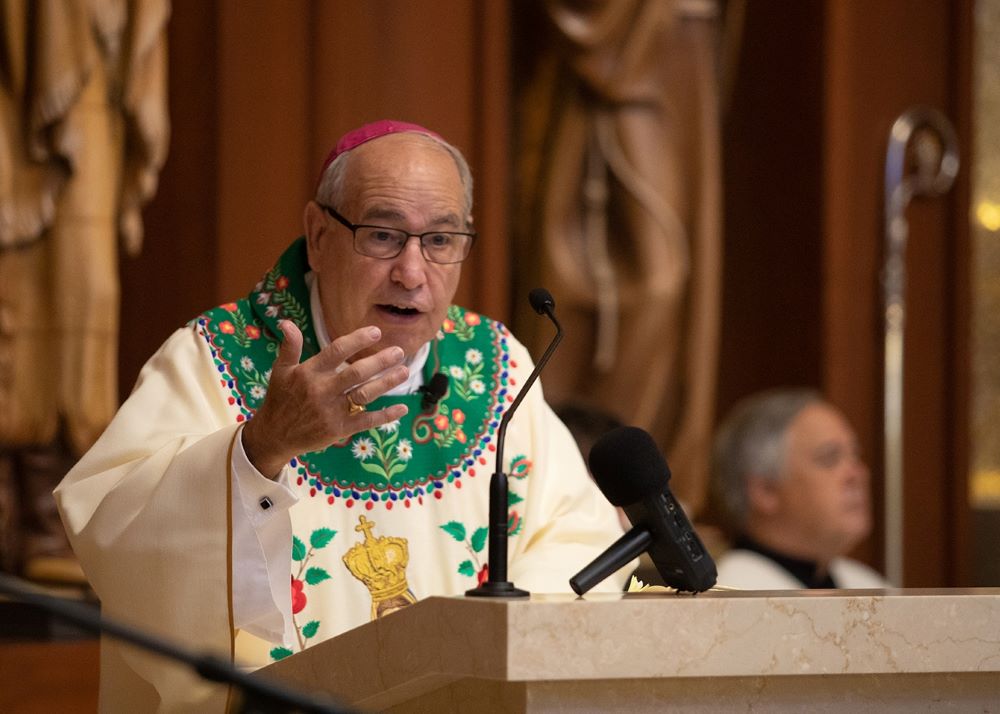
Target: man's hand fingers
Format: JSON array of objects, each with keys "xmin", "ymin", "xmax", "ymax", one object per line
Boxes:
[
  {"xmin": 316, "ymin": 326, "xmax": 386, "ymax": 369},
  {"xmin": 273, "ymin": 320, "xmax": 304, "ymax": 374},
  {"xmin": 337, "ymin": 347, "xmax": 407, "ymax": 393},
  {"xmin": 352, "ymin": 404, "xmax": 409, "ymax": 433},
  {"xmin": 345, "ymin": 364, "xmax": 410, "ymax": 406}
]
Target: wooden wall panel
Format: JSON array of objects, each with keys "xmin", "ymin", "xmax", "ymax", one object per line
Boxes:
[
  {"xmin": 118, "ymin": 0, "xmax": 219, "ymax": 397},
  {"xmin": 823, "ymin": 1, "xmax": 962, "ymax": 584},
  {"xmin": 215, "ymin": 1, "xmax": 314, "ymax": 301},
  {"xmin": 717, "ymin": 0, "xmax": 825, "ymax": 414},
  {"xmin": 720, "ymin": 0, "xmax": 969, "ymax": 585}
]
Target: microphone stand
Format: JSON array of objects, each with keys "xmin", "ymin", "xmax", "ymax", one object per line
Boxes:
[
  {"xmin": 0, "ymin": 573, "xmax": 351, "ymax": 713},
  {"xmin": 467, "ymin": 290, "xmax": 562, "ymax": 598}
]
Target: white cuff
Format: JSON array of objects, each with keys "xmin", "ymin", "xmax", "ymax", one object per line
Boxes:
[{"xmin": 231, "ymin": 424, "xmax": 299, "ymax": 645}]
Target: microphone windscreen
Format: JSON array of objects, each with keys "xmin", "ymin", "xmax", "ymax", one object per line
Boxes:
[
  {"xmin": 427, "ymin": 372, "xmax": 448, "ymax": 399},
  {"xmin": 588, "ymin": 426, "xmax": 672, "ymax": 506},
  {"xmin": 528, "ymin": 287, "xmax": 555, "ymax": 315}
]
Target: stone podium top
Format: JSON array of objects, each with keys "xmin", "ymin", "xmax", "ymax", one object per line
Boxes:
[{"xmin": 259, "ymin": 589, "xmax": 1000, "ymax": 711}]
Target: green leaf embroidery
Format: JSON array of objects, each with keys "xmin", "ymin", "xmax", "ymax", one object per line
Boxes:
[
  {"xmin": 304, "ymin": 567, "xmax": 331, "ymax": 586},
  {"xmin": 310, "ymin": 528, "xmax": 336, "ymax": 550},
  {"xmin": 471, "ymin": 527, "xmax": 489, "ymax": 553},
  {"xmin": 301, "ymin": 620, "xmax": 320, "ymax": 639},
  {"xmin": 507, "ymin": 491, "xmax": 524, "ymax": 506},
  {"xmin": 440, "ymin": 521, "xmax": 467, "ymax": 542},
  {"xmin": 359, "ymin": 459, "xmax": 389, "ymax": 477},
  {"xmin": 387, "ymin": 462, "xmax": 408, "ymax": 477},
  {"xmin": 458, "ymin": 560, "xmax": 476, "ymax": 577},
  {"xmin": 270, "ymin": 647, "xmax": 294, "ymax": 661},
  {"xmin": 292, "ymin": 536, "xmax": 307, "ymax": 562}
]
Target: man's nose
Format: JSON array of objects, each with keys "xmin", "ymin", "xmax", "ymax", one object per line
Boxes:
[
  {"xmin": 847, "ymin": 454, "xmax": 870, "ymax": 484},
  {"xmin": 390, "ymin": 237, "xmax": 429, "ymax": 289}
]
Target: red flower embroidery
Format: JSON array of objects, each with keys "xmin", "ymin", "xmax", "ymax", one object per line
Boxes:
[
  {"xmin": 507, "ymin": 511, "xmax": 522, "ymax": 535},
  {"xmin": 291, "ymin": 576, "xmax": 306, "ymax": 614},
  {"xmin": 433, "ymin": 414, "xmax": 449, "ymax": 431},
  {"xmin": 477, "ymin": 564, "xmax": 489, "ymax": 586},
  {"xmin": 245, "ymin": 325, "xmax": 261, "ymax": 339},
  {"xmin": 455, "ymin": 431, "xmax": 467, "ymax": 444},
  {"xmin": 275, "ymin": 275, "xmax": 290, "ymax": 291},
  {"xmin": 222, "ymin": 302, "xmax": 239, "ymax": 312},
  {"xmin": 464, "ymin": 312, "xmax": 481, "ymax": 326},
  {"xmin": 442, "ymin": 318, "xmax": 455, "ymax": 333},
  {"xmin": 451, "ymin": 409, "xmax": 466, "ymax": 425},
  {"xmin": 219, "ymin": 321, "xmax": 235, "ymax": 334}
]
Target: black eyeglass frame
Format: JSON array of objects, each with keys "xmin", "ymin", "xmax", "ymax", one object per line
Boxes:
[{"xmin": 319, "ymin": 203, "xmax": 477, "ymax": 264}]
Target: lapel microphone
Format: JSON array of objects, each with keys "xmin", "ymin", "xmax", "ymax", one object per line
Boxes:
[{"xmin": 419, "ymin": 372, "xmax": 449, "ymax": 411}]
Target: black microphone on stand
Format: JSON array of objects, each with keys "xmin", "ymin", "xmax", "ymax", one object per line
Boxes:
[
  {"xmin": 569, "ymin": 426, "xmax": 717, "ymax": 595},
  {"xmin": 466, "ymin": 288, "xmax": 563, "ymax": 598}
]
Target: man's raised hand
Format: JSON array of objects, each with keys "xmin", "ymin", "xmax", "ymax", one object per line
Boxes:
[{"xmin": 242, "ymin": 321, "xmax": 410, "ymax": 478}]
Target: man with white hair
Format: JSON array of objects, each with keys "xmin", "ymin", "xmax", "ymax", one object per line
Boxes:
[
  {"xmin": 710, "ymin": 388, "xmax": 889, "ymax": 589},
  {"xmin": 55, "ymin": 120, "xmax": 626, "ymax": 711}
]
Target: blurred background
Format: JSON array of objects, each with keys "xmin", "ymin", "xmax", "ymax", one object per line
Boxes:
[{"xmin": 2, "ymin": 0, "xmax": 998, "ymax": 707}]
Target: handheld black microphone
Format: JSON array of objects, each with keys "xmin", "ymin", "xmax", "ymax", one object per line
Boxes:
[
  {"xmin": 419, "ymin": 372, "xmax": 449, "ymax": 411},
  {"xmin": 569, "ymin": 426, "xmax": 717, "ymax": 595},
  {"xmin": 466, "ymin": 288, "xmax": 563, "ymax": 598}
]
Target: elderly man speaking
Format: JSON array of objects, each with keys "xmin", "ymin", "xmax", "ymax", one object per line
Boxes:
[{"xmin": 55, "ymin": 121, "xmax": 626, "ymax": 711}]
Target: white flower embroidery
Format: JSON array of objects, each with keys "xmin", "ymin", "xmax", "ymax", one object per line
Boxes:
[
  {"xmin": 256, "ymin": 292, "xmax": 271, "ymax": 304},
  {"xmin": 351, "ymin": 437, "xmax": 374, "ymax": 461},
  {"xmin": 465, "ymin": 348, "xmax": 482, "ymax": 365},
  {"xmin": 265, "ymin": 305, "xmax": 281, "ymax": 317},
  {"xmin": 470, "ymin": 379, "xmax": 486, "ymax": 395},
  {"xmin": 396, "ymin": 439, "xmax": 413, "ymax": 461},
  {"xmin": 240, "ymin": 356, "xmax": 254, "ymax": 371},
  {"xmin": 250, "ymin": 385, "xmax": 266, "ymax": 400},
  {"xmin": 378, "ymin": 420, "xmax": 400, "ymax": 434},
  {"xmin": 449, "ymin": 365, "xmax": 464, "ymax": 379},
  {"xmin": 263, "ymin": 369, "xmax": 272, "ymax": 382}
]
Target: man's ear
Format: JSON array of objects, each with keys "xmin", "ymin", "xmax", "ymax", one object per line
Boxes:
[
  {"xmin": 746, "ymin": 475, "xmax": 782, "ymax": 517},
  {"xmin": 303, "ymin": 201, "xmax": 326, "ymax": 271}
]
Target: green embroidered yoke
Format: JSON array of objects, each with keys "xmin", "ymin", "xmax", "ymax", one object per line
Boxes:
[{"xmin": 192, "ymin": 237, "xmax": 512, "ymax": 509}]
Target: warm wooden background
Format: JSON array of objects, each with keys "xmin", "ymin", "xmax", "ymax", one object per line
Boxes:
[
  {"xmin": 1, "ymin": 0, "xmax": 977, "ymax": 709},
  {"xmin": 121, "ymin": 0, "xmax": 972, "ymax": 588}
]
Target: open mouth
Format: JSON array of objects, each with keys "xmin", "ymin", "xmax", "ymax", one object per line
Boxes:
[{"xmin": 378, "ymin": 304, "xmax": 420, "ymax": 316}]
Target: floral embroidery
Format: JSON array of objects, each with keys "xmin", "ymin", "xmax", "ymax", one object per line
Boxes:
[
  {"xmin": 256, "ymin": 265, "xmax": 309, "ymax": 327},
  {"xmin": 440, "ymin": 520, "xmax": 490, "ymax": 584},
  {"xmin": 444, "ymin": 304, "xmax": 477, "ymax": 341},
  {"xmin": 449, "ymin": 348, "xmax": 487, "ymax": 401},
  {"xmin": 350, "ymin": 422, "xmax": 414, "ymax": 482},
  {"xmin": 270, "ymin": 527, "xmax": 336, "ymax": 661},
  {"xmin": 196, "ymin": 238, "xmax": 512, "ymax": 510},
  {"xmin": 430, "ymin": 407, "xmax": 468, "ymax": 448}
]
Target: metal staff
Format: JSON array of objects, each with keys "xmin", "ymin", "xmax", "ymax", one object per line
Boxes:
[{"xmin": 882, "ymin": 106, "xmax": 959, "ymax": 586}]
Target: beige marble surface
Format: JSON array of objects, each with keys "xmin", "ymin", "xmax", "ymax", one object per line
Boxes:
[{"xmin": 258, "ymin": 589, "xmax": 1000, "ymax": 711}]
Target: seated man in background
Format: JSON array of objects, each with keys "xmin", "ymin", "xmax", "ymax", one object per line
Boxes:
[
  {"xmin": 709, "ymin": 388, "xmax": 889, "ymax": 589},
  {"xmin": 55, "ymin": 120, "xmax": 626, "ymax": 712}
]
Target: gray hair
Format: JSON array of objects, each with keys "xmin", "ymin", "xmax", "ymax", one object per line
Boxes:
[
  {"xmin": 710, "ymin": 387, "xmax": 823, "ymax": 530},
  {"xmin": 315, "ymin": 131, "xmax": 474, "ymax": 223}
]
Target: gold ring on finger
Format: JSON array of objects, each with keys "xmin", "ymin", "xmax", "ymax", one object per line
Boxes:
[{"xmin": 346, "ymin": 391, "xmax": 366, "ymax": 416}]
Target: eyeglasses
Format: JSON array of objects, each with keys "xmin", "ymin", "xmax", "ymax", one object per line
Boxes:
[{"xmin": 320, "ymin": 204, "xmax": 477, "ymax": 264}]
